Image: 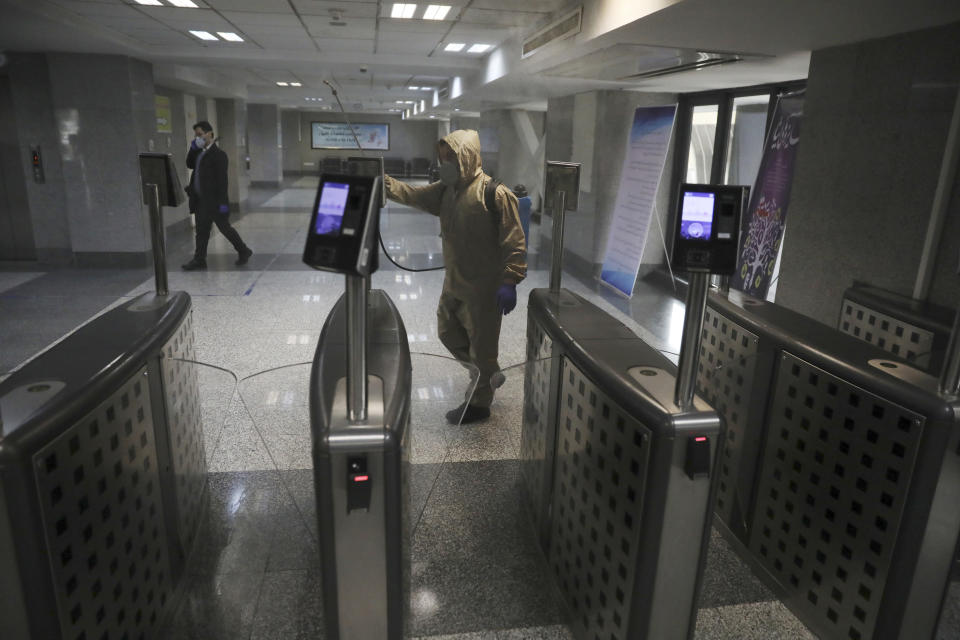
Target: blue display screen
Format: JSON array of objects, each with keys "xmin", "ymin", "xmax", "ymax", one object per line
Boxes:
[
  {"xmin": 680, "ymin": 191, "xmax": 715, "ymax": 241},
  {"xmin": 315, "ymin": 182, "xmax": 350, "ymax": 236}
]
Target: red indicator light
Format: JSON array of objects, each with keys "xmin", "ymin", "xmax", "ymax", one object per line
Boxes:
[
  {"xmin": 695, "ymin": 436, "xmax": 707, "ymax": 442},
  {"xmin": 353, "ymin": 475, "xmax": 369, "ymax": 482}
]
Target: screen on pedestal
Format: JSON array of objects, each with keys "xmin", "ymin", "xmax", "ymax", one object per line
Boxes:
[
  {"xmin": 670, "ymin": 183, "xmax": 747, "ymax": 274},
  {"xmin": 315, "ymin": 182, "xmax": 350, "ymax": 236},
  {"xmin": 679, "ymin": 191, "xmax": 715, "ymax": 241}
]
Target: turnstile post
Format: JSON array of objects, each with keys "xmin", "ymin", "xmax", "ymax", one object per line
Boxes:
[
  {"xmin": 549, "ymin": 191, "xmax": 567, "ymax": 292},
  {"xmin": 675, "ymin": 271, "xmax": 710, "ymax": 408},
  {"xmin": 346, "ymin": 274, "xmax": 368, "ymax": 422},
  {"xmin": 146, "ymin": 182, "xmax": 168, "ymax": 296},
  {"xmin": 939, "ymin": 307, "xmax": 960, "ymax": 396}
]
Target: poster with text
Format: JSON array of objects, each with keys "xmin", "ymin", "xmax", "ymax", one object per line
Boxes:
[
  {"xmin": 731, "ymin": 92, "xmax": 804, "ymax": 297},
  {"xmin": 155, "ymin": 95, "xmax": 172, "ymax": 134},
  {"xmin": 311, "ymin": 122, "xmax": 389, "ymax": 150},
  {"xmin": 600, "ymin": 104, "xmax": 677, "ymax": 297}
]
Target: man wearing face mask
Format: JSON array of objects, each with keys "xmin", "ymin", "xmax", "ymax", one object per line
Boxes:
[
  {"xmin": 384, "ymin": 129, "xmax": 526, "ymax": 424},
  {"xmin": 182, "ymin": 121, "xmax": 253, "ymax": 270}
]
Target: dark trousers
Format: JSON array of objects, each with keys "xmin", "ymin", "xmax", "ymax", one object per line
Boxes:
[{"xmin": 194, "ymin": 208, "xmax": 246, "ymax": 259}]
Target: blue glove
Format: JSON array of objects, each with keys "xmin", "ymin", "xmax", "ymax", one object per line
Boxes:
[
  {"xmin": 496, "ymin": 283, "xmax": 517, "ymax": 315},
  {"xmin": 218, "ymin": 204, "xmax": 229, "ymax": 214}
]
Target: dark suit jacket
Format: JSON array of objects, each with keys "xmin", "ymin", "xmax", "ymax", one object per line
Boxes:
[{"xmin": 186, "ymin": 143, "xmax": 229, "ymax": 215}]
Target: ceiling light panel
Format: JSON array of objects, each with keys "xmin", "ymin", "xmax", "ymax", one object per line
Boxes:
[
  {"xmin": 423, "ymin": 5, "xmax": 451, "ymax": 20},
  {"xmin": 408, "ymin": 86, "xmax": 420, "ymax": 90},
  {"xmin": 133, "ymin": 0, "xmax": 163, "ymax": 6},
  {"xmin": 189, "ymin": 30, "xmax": 218, "ymax": 40},
  {"xmin": 468, "ymin": 43, "xmax": 491, "ymax": 53},
  {"xmin": 276, "ymin": 81, "xmax": 289, "ymax": 86},
  {"xmin": 216, "ymin": 32, "xmax": 244, "ymax": 41},
  {"xmin": 168, "ymin": 0, "xmax": 199, "ymax": 7},
  {"xmin": 444, "ymin": 42, "xmax": 465, "ymax": 52},
  {"xmin": 290, "ymin": 82, "xmax": 302, "ymax": 86},
  {"xmin": 391, "ymin": 3, "xmax": 417, "ymax": 19}
]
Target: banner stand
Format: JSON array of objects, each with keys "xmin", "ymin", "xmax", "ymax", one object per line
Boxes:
[{"xmin": 600, "ymin": 105, "xmax": 678, "ymax": 298}]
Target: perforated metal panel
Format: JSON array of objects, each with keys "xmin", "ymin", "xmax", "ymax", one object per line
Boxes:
[
  {"xmin": 548, "ymin": 358, "xmax": 651, "ymax": 640},
  {"xmin": 160, "ymin": 312, "xmax": 207, "ymax": 554},
  {"xmin": 697, "ymin": 307, "xmax": 761, "ymax": 535},
  {"xmin": 33, "ymin": 368, "xmax": 174, "ymax": 640},
  {"xmin": 840, "ymin": 299, "xmax": 934, "ymax": 369},
  {"xmin": 749, "ymin": 353, "xmax": 925, "ymax": 640},
  {"xmin": 520, "ymin": 318, "xmax": 555, "ymax": 529}
]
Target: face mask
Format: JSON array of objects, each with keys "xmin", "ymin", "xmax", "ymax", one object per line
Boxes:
[
  {"xmin": 438, "ymin": 161, "xmax": 459, "ymax": 186},
  {"xmin": 195, "ymin": 135, "xmax": 206, "ymax": 148}
]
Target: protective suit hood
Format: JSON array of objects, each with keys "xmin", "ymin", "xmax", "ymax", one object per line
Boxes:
[{"xmin": 441, "ymin": 129, "xmax": 483, "ymax": 185}]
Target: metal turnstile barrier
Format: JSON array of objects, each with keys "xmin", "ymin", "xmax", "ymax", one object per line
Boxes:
[
  {"xmin": 311, "ymin": 289, "xmax": 411, "ymax": 640},
  {"xmin": 0, "ymin": 292, "xmax": 209, "ymax": 640},
  {"xmin": 839, "ymin": 283, "xmax": 954, "ymax": 373},
  {"xmin": 700, "ymin": 289, "xmax": 960, "ymax": 640},
  {"xmin": 520, "ymin": 288, "xmax": 723, "ymax": 640}
]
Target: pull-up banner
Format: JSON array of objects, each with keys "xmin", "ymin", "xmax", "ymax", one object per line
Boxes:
[
  {"xmin": 600, "ymin": 104, "xmax": 677, "ymax": 298},
  {"xmin": 732, "ymin": 92, "xmax": 805, "ymax": 297}
]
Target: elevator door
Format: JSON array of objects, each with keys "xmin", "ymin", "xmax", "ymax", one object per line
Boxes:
[{"xmin": 0, "ymin": 74, "xmax": 37, "ymax": 261}]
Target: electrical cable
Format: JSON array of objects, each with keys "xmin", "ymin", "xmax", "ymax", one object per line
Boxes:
[{"xmin": 323, "ymin": 80, "xmax": 445, "ymax": 272}]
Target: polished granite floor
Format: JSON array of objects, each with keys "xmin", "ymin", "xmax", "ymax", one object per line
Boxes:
[{"xmin": 2, "ymin": 177, "xmax": 958, "ymax": 639}]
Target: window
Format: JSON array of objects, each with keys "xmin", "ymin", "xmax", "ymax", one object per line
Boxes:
[
  {"xmin": 685, "ymin": 104, "xmax": 719, "ymax": 184},
  {"xmin": 723, "ymin": 94, "xmax": 771, "ymax": 186}
]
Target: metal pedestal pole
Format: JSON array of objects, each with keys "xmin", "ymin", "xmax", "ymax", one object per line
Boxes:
[{"xmin": 674, "ymin": 272, "xmax": 710, "ymax": 408}]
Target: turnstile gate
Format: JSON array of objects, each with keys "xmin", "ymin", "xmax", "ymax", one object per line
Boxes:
[
  {"xmin": 311, "ymin": 289, "xmax": 411, "ymax": 640},
  {"xmin": 520, "ymin": 288, "xmax": 724, "ymax": 640}
]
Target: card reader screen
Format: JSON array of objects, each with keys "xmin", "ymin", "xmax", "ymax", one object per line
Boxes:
[
  {"xmin": 680, "ymin": 191, "xmax": 715, "ymax": 241},
  {"xmin": 315, "ymin": 182, "xmax": 350, "ymax": 236}
]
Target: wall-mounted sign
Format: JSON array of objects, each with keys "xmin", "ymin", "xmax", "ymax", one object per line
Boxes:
[{"xmin": 311, "ymin": 122, "xmax": 389, "ymax": 150}]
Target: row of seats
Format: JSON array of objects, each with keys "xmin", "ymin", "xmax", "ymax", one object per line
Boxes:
[{"xmin": 319, "ymin": 156, "xmax": 434, "ymax": 178}]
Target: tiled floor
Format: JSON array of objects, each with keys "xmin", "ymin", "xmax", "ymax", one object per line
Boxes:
[{"xmin": 2, "ymin": 177, "xmax": 957, "ymax": 639}]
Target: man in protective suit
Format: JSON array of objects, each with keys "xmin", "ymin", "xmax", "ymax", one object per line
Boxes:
[{"xmin": 384, "ymin": 129, "xmax": 527, "ymax": 424}]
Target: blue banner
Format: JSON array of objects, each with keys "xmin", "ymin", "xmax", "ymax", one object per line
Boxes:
[{"xmin": 600, "ymin": 105, "xmax": 677, "ymax": 297}]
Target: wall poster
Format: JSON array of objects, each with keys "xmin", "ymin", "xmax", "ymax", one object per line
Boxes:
[
  {"xmin": 311, "ymin": 122, "xmax": 389, "ymax": 150},
  {"xmin": 155, "ymin": 95, "xmax": 172, "ymax": 133}
]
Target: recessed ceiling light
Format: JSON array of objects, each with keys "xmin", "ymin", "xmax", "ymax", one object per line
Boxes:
[
  {"xmin": 189, "ymin": 30, "xmax": 217, "ymax": 41},
  {"xmin": 420, "ymin": 87, "xmax": 432, "ymax": 91},
  {"xmin": 405, "ymin": 100, "xmax": 415, "ymax": 104},
  {"xmin": 444, "ymin": 42, "xmax": 464, "ymax": 52},
  {"xmin": 168, "ymin": 0, "xmax": 199, "ymax": 7},
  {"xmin": 468, "ymin": 44, "xmax": 491, "ymax": 53},
  {"xmin": 133, "ymin": 0, "xmax": 163, "ymax": 5},
  {"xmin": 217, "ymin": 32, "xmax": 243, "ymax": 42},
  {"xmin": 276, "ymin": 81, "xmax": 289, "ymax": 86},
  {"xmin": 391, "ymin": 3, "xmax": 417, "ymax": 19},
  {"xmin": 290, "ymin": 82, "xmax": 302, "ymax": 87},
  {"xmin": 396, "ymin": 100, "xmax": 405, "ymax": 104},
  {"xmin": 408, "ymin": 86, "xmax": 420, "ymax": 90},
  {"xmin": 423, "ymin": 5, "xmax": 450, "ymax": 20}
]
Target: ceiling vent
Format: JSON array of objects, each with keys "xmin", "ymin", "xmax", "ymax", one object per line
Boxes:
[
  {"xmin": 522, "ymin": 6, "xmax": 582, "ymax": 59},
  {"xmin": 329, "ymin": 9, "xmax": 347, "ymax": 26},
  {"xmin": 542, "ymin": 43, "xmax": 759, "ymax": 82}
]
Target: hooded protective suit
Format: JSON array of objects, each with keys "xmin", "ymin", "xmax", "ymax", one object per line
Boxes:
[{"xmin": 384, "ymin": 129, "xmax": 527, "ymax": 408}]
